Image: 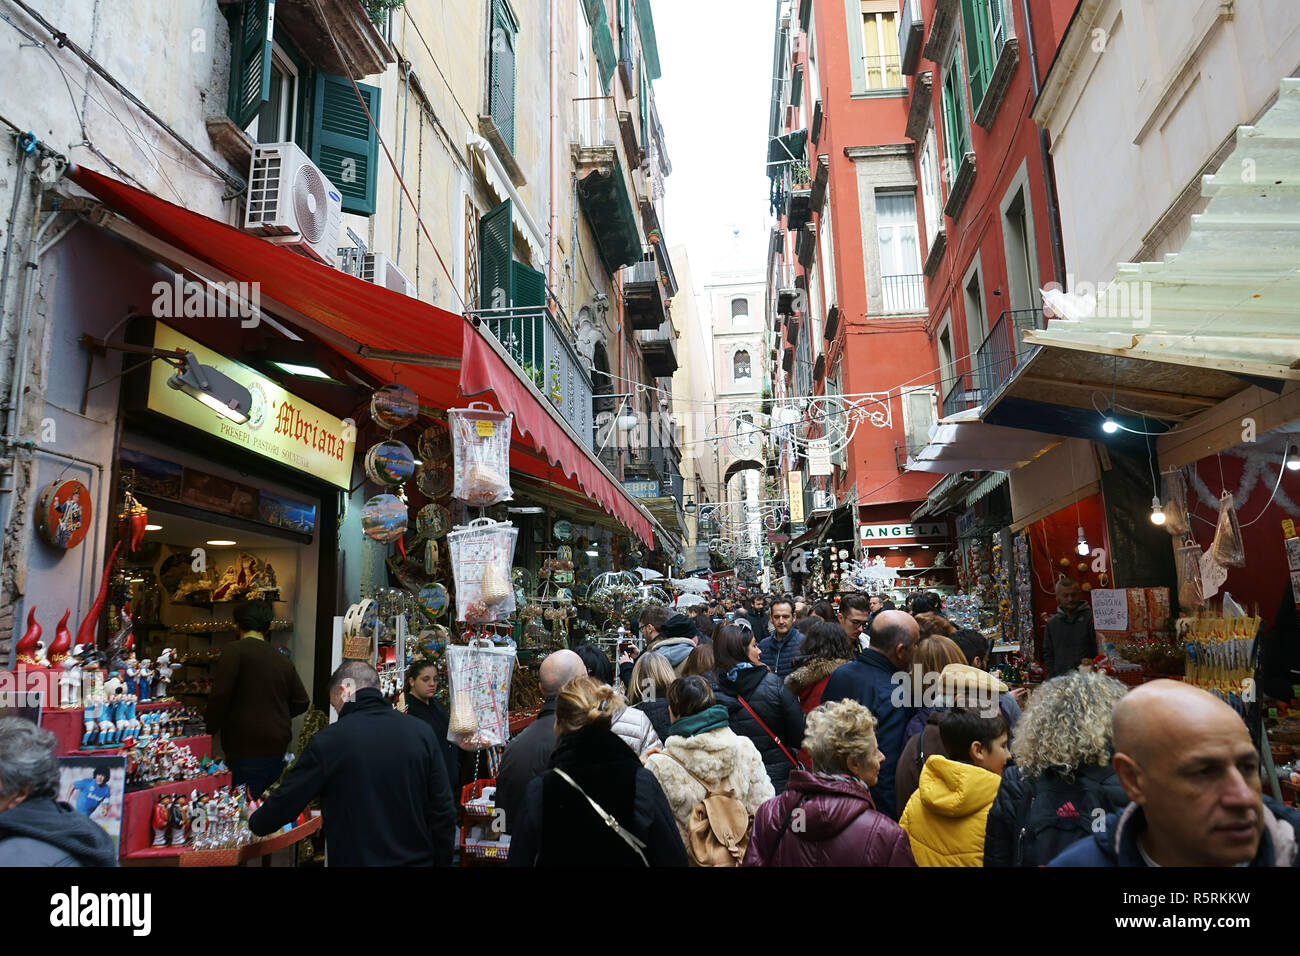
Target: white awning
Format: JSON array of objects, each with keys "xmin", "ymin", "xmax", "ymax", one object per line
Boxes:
[
  {"xmin": 467, "ymin": 135, "xmax": 547, "ymax": 268},
  {"xmin": 908, "ymin": 408, "xmax": 1061, "ymax": 473},
  {"xmin": 1026, "ymin": 78, "xmax": 1300, "ymax": 384}
]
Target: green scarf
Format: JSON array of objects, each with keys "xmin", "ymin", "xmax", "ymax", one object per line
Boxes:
[{"xmin": 668, "ymin": 704, "xmax": 730, "ymax": 738}]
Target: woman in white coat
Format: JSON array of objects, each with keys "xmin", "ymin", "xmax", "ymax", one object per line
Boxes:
[{"xmin": 645, "ymin": 676, "xmax": 774, "ymax": 846}]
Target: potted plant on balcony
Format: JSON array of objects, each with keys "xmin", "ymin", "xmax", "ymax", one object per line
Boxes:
[{"xmin": 549, "ymin": 360, "xmax": 563, "ymax": 407}]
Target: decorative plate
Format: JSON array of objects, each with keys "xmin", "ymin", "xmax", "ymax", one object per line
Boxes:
[
  {"xmin": 416, "ymin": 462, "xmax": 451, "ymax": 500},
  {"xmin": 364, "ymin": 439, "xmax": 415, "ymax": 486},
  {"xmin": 418, "ymin": 583, "xmax": 449, "ymax": 620},
  {"xmin": 553, "ymin": 519, "xmax": 573, "ymax": 541},
  {"xmin": 417, "ymin": 422, "xmax": 451, "ymax": 462},
  {"xmin": 416, "ymin": 503, "xmax": 451, "ymax": 539},
  {"xmin": 371, "ymin": 383, "xmax": 419, "ymax": 431},
  {"xmin": 361, "ymin": 494, "xmax": 408, "ymax": 542}
]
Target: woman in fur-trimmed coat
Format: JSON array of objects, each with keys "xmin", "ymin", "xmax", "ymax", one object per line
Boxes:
[
  {"xmin": 645, "ymin": 678, "xmax": 774, "ymax": 846},
  {"xmin": 784, "ymin": 620, "xmax": 856, "ymax": 714}
]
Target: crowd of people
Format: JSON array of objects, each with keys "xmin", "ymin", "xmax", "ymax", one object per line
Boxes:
[{"xmin": 1, "ymin": 587, "xmax": 1296, "ymax": 868}]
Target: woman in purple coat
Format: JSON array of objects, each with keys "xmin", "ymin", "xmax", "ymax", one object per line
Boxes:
[{"xmin": 743, "ymin": 699, "xmax": 915, "ymax": 867}]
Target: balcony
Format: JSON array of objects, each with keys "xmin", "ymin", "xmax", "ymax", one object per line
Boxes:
[
  {"xmin": 943, "ymin": 151, "xmax": 977, "ymax": 221},
  {"xmin": 973, "ymin": 308, "xmax": 1043, "ymax": 400},
  {"xmin": 899, "ymin": 0, "xmax": 925, "ymax": 76},
  {"xmin": 638, "ymin": 319, "xmax": 678, "ymax": 377},
  {"xmin": 809, "ymin": 154, "xmax": 830, "ymax": 215},
  {"xmin": 923, "ymin": 0, "xmax": 959, "ymax": 63},
  {"xmin": 906, "ymin": 71, "xmax": 934, "ymax": 143},
  {"xmin": 923, "ymin": 229, "xmax": 947, "ymax": 277},
  {"xmin": 941, "ymin": 372, "xmax": 982, "ymax": 418},
  {"xmin": 475, "ymin": 306, "xmax": 595, "ymax": 446},
  {"xmin": 276, "ymin": 0, "xmax": 393, "ymax": 79},
  {"xmin": 786, "ymin": 169, "xmax": 813, "ymax": 232},
  {"xmin": 622, "ymin": 247, "xmax": 670, "ymax": 330},
  {"xmin": 858, "ymin": 55, "xmax": 906, "ymax": 94},
  {"xmin": 881, "ymin": 274, "xmax": 926, "ymax": 314},
  {"xmin": 573, "ymin": 97, "xmax": 643, "ymax": 273},
  {"xmin": 795, "ymin": 222, "xmax": 817, "ymax": 267}
]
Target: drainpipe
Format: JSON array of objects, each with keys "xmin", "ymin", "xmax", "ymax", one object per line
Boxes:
[
  {"xmin": 548, "ymin": 0, "xmax": 558, "ymax": 299},
  {"xmin": 395, "ymin": 60, "xmax": 413, "ymax": 269},
  {"xmin": 1020, "ymin": 0, "xmax": 1067, "ymax": 289}
]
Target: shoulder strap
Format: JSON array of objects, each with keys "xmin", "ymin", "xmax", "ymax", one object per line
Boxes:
[
  {"xmin": 662, "ymin": 750, "xmax": 729, "ymax": 797},
  {"xmin": 774, "ymin": 794, "xmax": 811, "ymax": 851},
  {"xmin": 553, "ymin": 768, "xmax": 649, "ymax": 866},
  {"xmin": 915, "ymin": 729, "xmax": 926, "ymax": 775},
  {"xmin": 737, "ymin": 695, "xmax": 805, "ymax": 770}
]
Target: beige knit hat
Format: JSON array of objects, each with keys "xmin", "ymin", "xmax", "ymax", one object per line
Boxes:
[{"xmin": 940, "ymin": 663, "xmax": 1009, "ymax": 711}]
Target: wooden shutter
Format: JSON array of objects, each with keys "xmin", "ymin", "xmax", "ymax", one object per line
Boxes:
[
  {"xmin": 844, "ymin": 0, "xmax": 868, "ymax": 93},
  {"xmin": 479, "ymin": 200, "xmax": 514, "ymax": 315},
  {"xmin": 639, "ymin": 64, "xmax": 649, "ymax": 149},
  {"xmin": 310, "ymin": 73, "xmax": 380, "ymax": 216},
  {"xmin": 489, "ymin": 0, "xmax": 518, "ymax": 154},
  {"xmin": 511, "ymin": 261, "xmax": 546, "ymax": 368},
  {"xmin": 990, "ymin": 0, "xmax": 1007, "ymax": 51},
  {"xmin": 230, "ymin": 0, "xmax": 276, "ymax": 129}
]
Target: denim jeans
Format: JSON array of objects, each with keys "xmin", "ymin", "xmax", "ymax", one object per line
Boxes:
[{"xmin": 228, "ymin": 757, "xmax": 286, "ymax": 798}]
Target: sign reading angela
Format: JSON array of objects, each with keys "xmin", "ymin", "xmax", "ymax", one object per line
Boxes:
[
  {"xmin": 859, "ymin": 522, "xmax": 948, "ymax": 542},
  {"xmin": 147, "ymin": 325, "xmax": 356, "ymax": 489}
]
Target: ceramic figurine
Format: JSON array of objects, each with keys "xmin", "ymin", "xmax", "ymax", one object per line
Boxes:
[
  {"xmin": 136, "ymin": 658, "xmax": 153, "ymax": 703},
  {"xmin": 47, "ymin": 609, "xmax": 73, "ymax": 666},
  {"xmin": 60, "ymin": 645, "xmax": 83, "ymax": 708},
  {"xmin": 123, "ymin": 655, "xmax": 140, "ymax": 697},
  {"xmin": 14, "ymin": 608, "xmax": 42, "ymax": 666},
  {"xmin": 189, "ymin": 792, "xmax": 208, "ymax": 845},
  {"xmin": 81, "ymin": 694, "xmax": 99, "ymax": 747},
  {"xmin": 154, "ymin": 648, "xmax": 175, "ymax": 698},
  {"xmin": 152, "ymin": 795, "xmax": 172, "ymax": 847},
  {"xmin": 103, "ymin": 669, "xmax": 124, "ymax": 699},
  {"xmin": 75, "ymin": 541, "xmax": 121, "ymax": 651},
  {"xmin": 170, "ymin": 795, "xmax": 189, "ymax": 847},
  {"xmin": 96, "ymin": 700, "xmax": 116, "ymax": 746}
]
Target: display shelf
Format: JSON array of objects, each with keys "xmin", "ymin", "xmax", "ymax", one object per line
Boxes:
[
  {"xmin": 78, "ymin": 735, "xmax": 212, "ymax": 761},
  {"xmin": 118, "ymin": 772, "xmax": 232, "ymax": 859},
  {"xmin": 169, "ymin": 599, "xmax": 286, "ymax": 607},
  {"xmin": 121, "ymin": 812, "xmax": 321, "ymax": 867}
]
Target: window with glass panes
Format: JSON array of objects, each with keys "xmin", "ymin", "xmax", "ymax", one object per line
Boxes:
[
  {"xmin": 876, "ymin": 192, "xmax": 924, "ymax": 313},
  {"xmin": 919, "ymin": 128, "xmax": 944, "ymax": 249},
  {"xmin": 862, "ymin": 8, "xmax": 903, "ymax": 89},
  {"xmin": 941, "ymin": 48, "xmax": 971, "ymax": 185}
]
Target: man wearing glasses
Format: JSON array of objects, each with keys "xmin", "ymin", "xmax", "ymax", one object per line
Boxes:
[{"xmin": 838, "ymin": 593, "xmax": 873, "ymax": 649}]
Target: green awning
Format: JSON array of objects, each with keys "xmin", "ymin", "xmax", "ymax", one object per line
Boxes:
[
  {"xmin": 768, "ymin": 128, "xmax": 806, "ymax": 166},
  {"xmin": 577, "ymin": 158, "xmax": 642, "ymax": 272},
  {"xmin": 587, "ymin": 0, "xmax": 617, "ymax": 90},
  {"xmin": 636, "ymin": 0, "xmax": 662, "ymax": 80}
]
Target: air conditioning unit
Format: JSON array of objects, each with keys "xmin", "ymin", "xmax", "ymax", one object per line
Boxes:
[
  {"xmin": 360, "ymin": 252, "xmax": 417, "ymax": 298},
  {"xmin": 810, "ymin": 489, "xmax": 836, "ymax": 513},
  {"xmin": 244, "ymin": 142, "xmax": 343, "ymax": 267}
]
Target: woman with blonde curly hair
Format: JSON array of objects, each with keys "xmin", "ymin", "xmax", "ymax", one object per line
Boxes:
[
  {"xmin": 983, "ymin": 670, "xmax": 1129, "ymax": 866},
  {"xmin": 743, "ymin": 699, "xmax": 915, "ymax": 867},
  {"xmin": 507, "ymin": 676, "xmax": 687, "ymax": 867}
]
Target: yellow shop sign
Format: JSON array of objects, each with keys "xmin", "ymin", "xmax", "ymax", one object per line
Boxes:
[{"xmin": 147, "ymin": 325, "xmax": 356, "ymax": 489}]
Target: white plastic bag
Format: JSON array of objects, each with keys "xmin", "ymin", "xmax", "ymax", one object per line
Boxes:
[
  {"xmin": 450, "ymin": 404, "xmax": 514, "ymax": 506},
  {"xmin": 444, "ymin": 641, "xmax": 515, "ymax": 750},
  {"xmin": 447, "ymin": 518, "xmax": 519, "ymax": 623}
]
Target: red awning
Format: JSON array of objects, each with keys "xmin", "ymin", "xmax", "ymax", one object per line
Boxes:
[{"xmin": 68, "ymin": 165, "xmax": 655, "ymax": 546}]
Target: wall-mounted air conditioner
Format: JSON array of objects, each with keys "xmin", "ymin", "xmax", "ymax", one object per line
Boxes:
[
  {"xmin": 244, "ymin": 142, "xmax": 343, "ymax": 267},
  {"xmin": 360, "ymin": 252, "xmax": 417, "ymax": 299}
]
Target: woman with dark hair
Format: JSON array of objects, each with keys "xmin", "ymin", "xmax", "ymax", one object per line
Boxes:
[
  {"xmin": 810, "ymin": 600, "xmax": 837, "ymax": 624},
  {"xmin": 712, "ymin": 625, "xmax": 806, "ymax": 794},
  {"xmin": 680, "ymin": 643, "xmax": 715, "ymax": 681},
  {"xmin": 572, "ymin": 644, "xmax": 661, "ymax": 757},
  {"xmin": 645, "ymin": 677, "xmax": 774, "ymax": 859},
  {"xmin": 507, "ymin": 677, "xmax": 687, "ymax": 867},
  {"xmin": 404, "ymin": 660, "xmax": 461, "ymax": 794},
  {"xmin": 785, "ymin": 621, "xmax": 856, "ymax": 714}
]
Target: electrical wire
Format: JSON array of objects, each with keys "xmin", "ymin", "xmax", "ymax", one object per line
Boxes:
[{"xmin": 1239, "ymin": 453, "xmax": 1290, "ymax": 528}]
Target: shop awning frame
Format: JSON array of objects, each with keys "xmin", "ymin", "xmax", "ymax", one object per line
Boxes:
[{"xmin": 67, "ymin": 164, "xmax": 657, "ymax": 547}]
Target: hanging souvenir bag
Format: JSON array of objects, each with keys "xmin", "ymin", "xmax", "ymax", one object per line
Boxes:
[
  {"xmin": 1160, "ymin": 468, "xmax": 1190, "ymax": 536},
  {"xmin": 1210, "ymin": 489, "xmax": 1246, "ymax": 568},
  {"xmin": 447, "ymin": 518, "xmax": 520, "ymax": 623},
  {"xmin": 1174, "ymin": 537, "xmax": 1205, "ymax": 610},
  {"xmin": 445, "ymin": 640, "xmax": 516, "ymax": 749},
  {"xmin": 450, "ymin": 404, "xmax": 514, "ymax": 506}
]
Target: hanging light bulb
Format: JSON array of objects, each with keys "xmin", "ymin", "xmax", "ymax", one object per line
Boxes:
[
  {"xmin": 1076, "ymin": 527, "xmax": 1090, "ymax": 556},
  {"xmin": 1149, "ymin": 496, "xmax": 1167, "ymax": 526},
  {"xmin": 1101, "ymin": 409, "xmax": 1120, "ymax": 435},
  {"xmin": 1287, "ymin": 444, "xmax": 1300, "ymax": 472}
]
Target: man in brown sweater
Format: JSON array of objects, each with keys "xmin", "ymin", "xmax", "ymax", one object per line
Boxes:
[{"xmin": 205, "ymin": 601, "xmax": 310, "ymax": 796}]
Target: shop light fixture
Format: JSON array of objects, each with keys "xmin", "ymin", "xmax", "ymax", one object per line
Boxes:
[
  {"xmin": 1288, "ymin": 445, "xmax": 1300, "ymax": 472},
  {"xmin": 1076, "ymin": 527, "xmax": 1090, "ymax": 556},
  {"xmin": 207, "ymin": 539, "xmax": 237, "ymax": 546},
  {"xmin": 1149, "ymin": 496, "xmax": 1167, "ymax": 526},
  {"xmin": 507, "ymin": 507, "xmax": 545, "ymax": 515},
  {"xmin": 270, "ymin": 361, "xmax": 335, "ymax": 381},
  {"xmin": 586, "ymin": 548, "xmax": 599, "ymax": 557},
  {"xmin": 1101, "ymin": 409, "xmax": 1120, "ymax": 435},
  {"xmin": 167, "ymin": 352, "xmax": 252, "ymax": 425},
  {"xmin": 145, "ymin": 524, "xmax": 162, "ymax": 531}
]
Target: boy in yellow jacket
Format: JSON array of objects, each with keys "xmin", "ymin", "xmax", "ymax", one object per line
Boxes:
[{"xmin": 900, "ymin": 709, "xmax": 1009, "ymax": 866}]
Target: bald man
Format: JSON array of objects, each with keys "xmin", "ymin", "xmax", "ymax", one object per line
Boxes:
[
  {"xmin": 1050, "ymin": 680, "xmax": 1300, "ymax": 867},
  {"xmin": 494, "ymin": 650, "xmax": 588, "ymax": 833}
]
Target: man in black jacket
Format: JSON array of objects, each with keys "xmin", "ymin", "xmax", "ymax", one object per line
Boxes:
[
  {"xmin": 1043, "ymin": 578, "xmax": 1098, "ymax": 678},
  {"xmin": 249, "ymin": 661, "xmax": 456, "ymax": 866},
  {"xmin": 495, "ymin": 649, "xmax": 587, "ymax": 832}
]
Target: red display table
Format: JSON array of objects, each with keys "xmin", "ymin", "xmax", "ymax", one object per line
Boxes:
[
  {"xmin": 121, "ymin": 813, "xmax": 322, "ymax": 867},
  {"xmin": 119, "ymin": 773, "xmax": 231, "ymax": 860}
]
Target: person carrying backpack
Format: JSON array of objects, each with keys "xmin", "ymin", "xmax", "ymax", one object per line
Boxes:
[
  {"xmin": 984, "ymin": 671, "xmax": 1130, "ymax": 866},
  {"xmin": 645, "ymin": 676, "xmax": 774, "ymax": 866}
]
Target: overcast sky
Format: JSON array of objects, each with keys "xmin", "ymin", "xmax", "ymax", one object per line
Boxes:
[{"xmin": 654, "ymin": 0, "xmax": 777, "ymax": 288}]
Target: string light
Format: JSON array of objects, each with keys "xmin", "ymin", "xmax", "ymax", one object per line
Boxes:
[{"xmin": 1076, "ymin": 527, "xmax": 1090, "ymax": 556}]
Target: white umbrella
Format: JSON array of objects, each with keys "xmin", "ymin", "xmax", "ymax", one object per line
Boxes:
[
  {"xmin": 636, "ymin": 567, "xmax": 665, "ymax": 581},
  {"xmin": 671, "ymin": 577, "xmax": 711, "ymax": 593}
]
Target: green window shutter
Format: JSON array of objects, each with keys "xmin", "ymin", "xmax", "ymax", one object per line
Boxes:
[
  {"xmin": 961, "ymin": 0, "xmax": 990, "ymax": 112},
  {"xmin": 489, "ymin": 0, "xmax": 518, "ymax": 154},
  {"xmin": 230, "ymin": 0, "xmax": 276, "ymax": 129},
  {"xmin": 479, "ymin": 200, "xmax": 513, "ymax": 313},
  {"xmin": 593, "ymin": 10, "xmax": 617, "ymax": 91},
  {"xmin": 618, "ymin": 0, "xmax": 631, "ymax": 62},
  {"xmin": 639, "ymin": 65, "xmax": 649, "ymax": 149},
  {"xmin": 990, "ymin": 0, "xmax": 1008, "ymax": 50},
  {"xmin": 844, "ymin": 0, "xmax": 867, "ymax": 93},
  {"xmin": 510, "ymin": 261, "xmax": 546, "ymax": 369},
  {"xmin": 635, "ymin": 0, "xmax": 662, "ymax": 80},
  {"xmin": 310, "ymin": 73, "xmax": 380, "ymax": 216}
]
